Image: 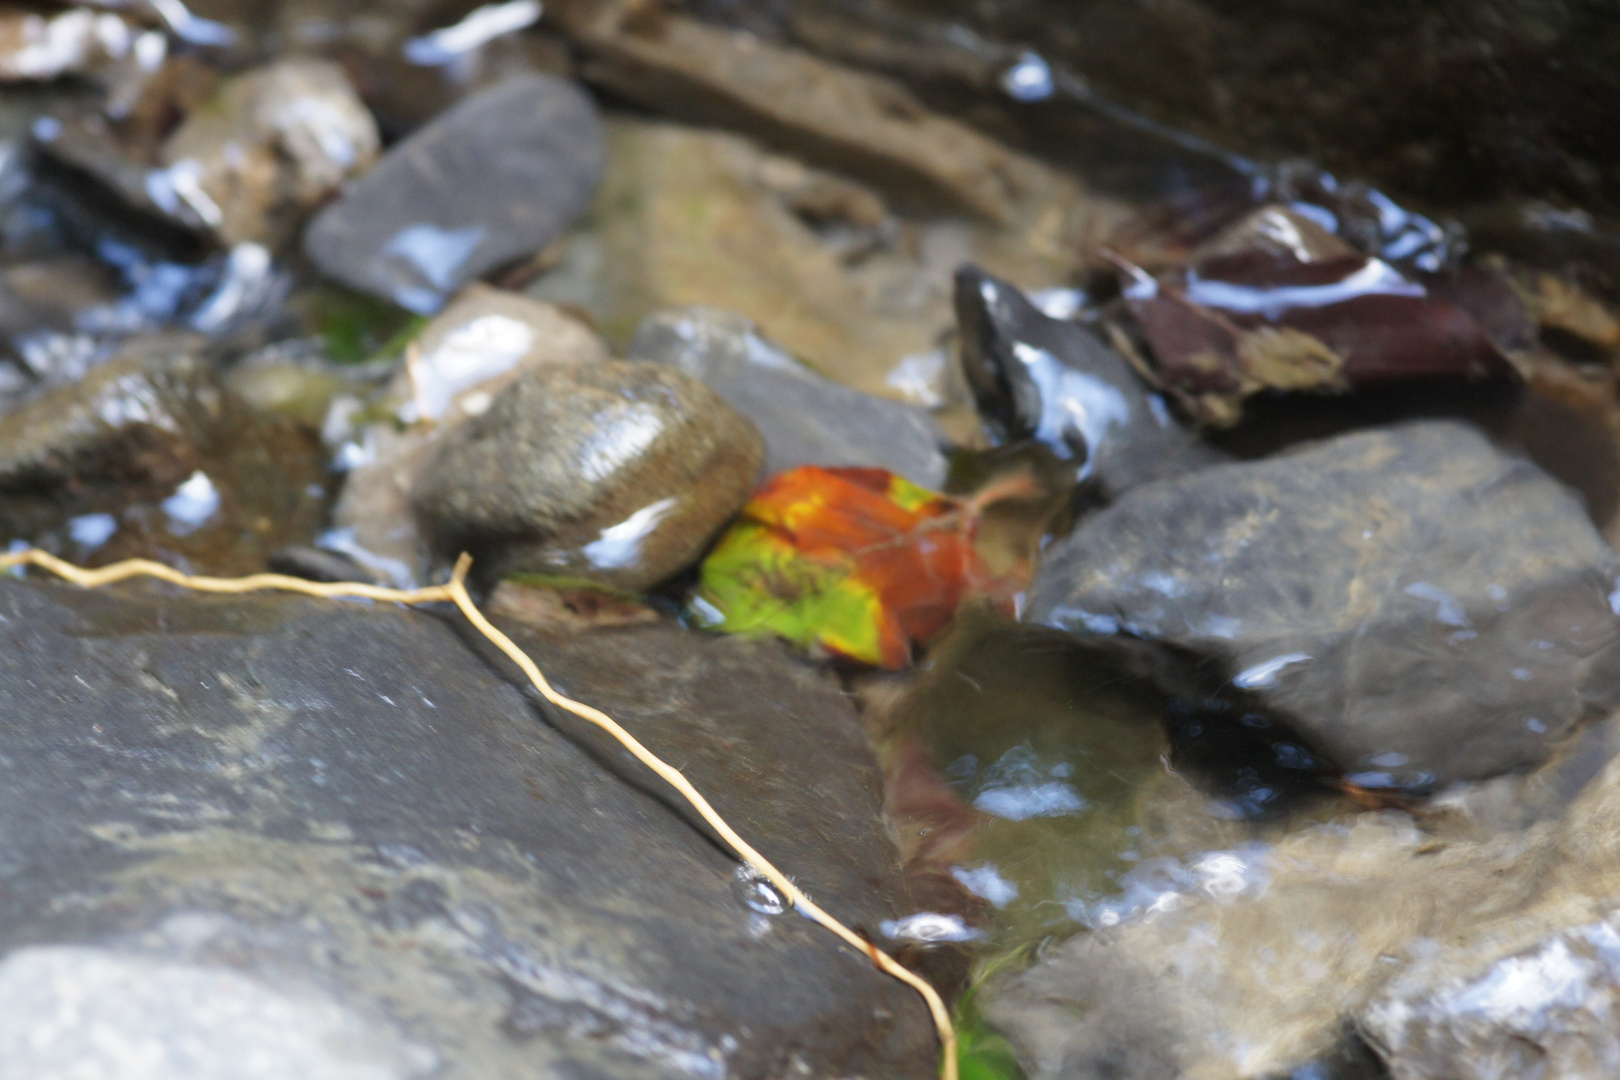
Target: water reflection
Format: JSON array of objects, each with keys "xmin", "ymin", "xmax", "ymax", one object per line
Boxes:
[{"xmin": 872, "ymin": 610, "xmax": 1346, "ymax": 956}]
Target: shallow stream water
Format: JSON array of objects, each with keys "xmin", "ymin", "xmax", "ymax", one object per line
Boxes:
[{"xmin": 0, "ymin": 3, "xmax": 1617, "ymax": 1078}]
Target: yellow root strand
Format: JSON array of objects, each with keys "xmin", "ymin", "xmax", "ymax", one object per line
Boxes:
[{"xmin": 0, "ymin": 546, "xmax": 958, "ymax": 1080}]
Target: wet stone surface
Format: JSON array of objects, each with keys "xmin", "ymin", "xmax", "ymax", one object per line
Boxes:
[
  {"xmin": 0, "ymin": 334, "xmax": 324, "ymax": 573},
  {"xmin": 0, "ymin": 577, "xmax": 934, "ymax": 1079},
  {"xmin": 628, "ymin": 305, "xmax": 949, "ymax": 489},
  {"xmin": 326, "ymin": 287, "xmax": 610, "ymax": 588},
  {"xmin": 985, "ymin": 738, "xmax": 1620, "ymax": 1080},
  {"xmin": 1031, "ymin": 419, "xmax": 1620, "ymax": 789},
  {"xmin": 304, "ymin": 74, "xmax": 604, "ymax": 314},
  {"xmin": 953, "ymin": 265, "xmax": 1219, "ymax": 496},
  {"xmin": 412, "ymin": 359, "xmax": 764, "ymax": 591},
  {"xmin": 155, "ymin": 57, "xmax": 380, "ymax": 247}
]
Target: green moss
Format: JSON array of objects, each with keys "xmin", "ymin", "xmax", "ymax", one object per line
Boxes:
[
  {"xmin": 955, "ymin": 984, "xmax": 1027, "ymax": 1080},
  {"xmin": 297, "ymin": 287, "xmax": 425, "ymax": 365}
]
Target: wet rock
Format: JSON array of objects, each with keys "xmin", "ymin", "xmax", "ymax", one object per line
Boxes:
[
  {"xmin": 738, "ymin": 0, "xmax": 1620, "ymax": 217},
  {"xmin": 982, "ymin": 810, "xmax": 1538, "ymax": 1080},
  {"xmin": 1030, "ymin": 420, "xmax": 1620, "ymax": 788},
  {"xmin": 0, "ymin": 333, "xmax": 325, "ymax": 573},
  {"xmin": 984, "ymin": 740, "xmax": 1620, "ymax": 1080},
  {"xmin": 1527, "ymin": 271, "xmax": 1620, "ymax": 360},
  {"xmin": 954, "ymin": 265, "xmax": 1218, "ymax": 495},
  {"xmin": 561, "ymin": 6, "xmax": 1077, "ymax": 226},
  {"xmin": 1364, "ymin": 912, "xmax": 1620, "ymax": 1080},
  {"xmin": 152, "ymin": 57, "xmax": 380, "ymax": 247},
  {"xmin": 224, "ymin": 337, "xmax": 390, "ymax": 429},
  {"xmin": 412, "ymin": 359, "xmax": 764, "ymax": 591},
  {"xmin": 628, "ymin": 305, "xmax": 949, "ymax": 488},
  {"xmin": 304, "ymin": 74, "xmax": 604, "ymax": 313},
  {"xmin": 326, "ymin": 287, "xmax": 610, "ymax": 587},
  {"xmin": 0, "ymin": 576, "xmax": 934, "ymax": 1077},
  {"xmin": 553, "ymin": 116, "xmax": 1092, "ymax": 402},
  {"xmin": 0, "ymin": 7, "xmax": 153, "ymax": 82}
]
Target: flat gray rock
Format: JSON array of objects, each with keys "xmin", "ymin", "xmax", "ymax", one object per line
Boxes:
[
  {"xmin": 628, "ymin": 305, "xmax": 949, "ymax": 489},
  {"xmin": 304, "ymin": 74, "xmax": 603, "ymax": 313},
  {"xmin": 1029, "ymin": 420, "xmax": 1620, "ymax": 788},
  {"xmin": 0, "ymin": 579, "xmax": 934, "ymax": 1078}
]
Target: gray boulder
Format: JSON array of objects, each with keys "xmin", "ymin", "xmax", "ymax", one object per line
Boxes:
[
  {"xmin": 628, "ymin": 305, "xmax": 950, "ymax": 489},
  {"xmin": 412, "ymin": 360, "xmax": 764, "ymax": 591},
  {"xmin": 304, "ymin": 75, "xmax": 603, "ymax": 313},
  {"xmin": 1029, "ymin": 420, "xmax": 1620, "ymax": 788},
  {"xmin": 0, "ymin": 578, "xmax": 934, "ymax": 1078}
]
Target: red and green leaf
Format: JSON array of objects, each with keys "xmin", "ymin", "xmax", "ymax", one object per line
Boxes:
[{"xmin": 692, "ymin": 466, "xmax": 1018, "ymax": 668}]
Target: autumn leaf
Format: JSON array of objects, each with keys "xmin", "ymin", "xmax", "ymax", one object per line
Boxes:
[{"xmin": 691, "ymin": 466, "xmax": 1017, "ymax": 669}]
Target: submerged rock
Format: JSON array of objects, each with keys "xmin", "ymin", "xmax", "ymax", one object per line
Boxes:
[
  {"xmin": 304, "ymin": 74, "xmax": 603, "ymax": 313},
  {"xmin": 628, "ymin": 305, "xmax": 949, "ymax": 488},
  {"xmin": 0, "ymin": 577, "xmax": 934, "ymax": 1077},
  {"xmin": 326, "ymin": 287, "xmax": 610, "ymax": 587},
  {"xmin": 154, "ymin": 58, "xmax": 380, "ymax": 247},
  {"xmin": 413, "ymin": 360, "xmax": 763, "ymax": 591},
  {"xmin": 543, "ymin": 115, "xmax": 1097, "ymax": 401},
  {"xmin": 1030, "ymin": 420, "xmax": 1620, "ymax": 788},
  {"xmin": 0, "ymin": 334, "xmax": 324, "ymax": 573},
  {"xmin": 954, "ymin": 266, "xmax": 1218, "ymax": 495},
  {"xmin": 985, "ymin": 740, "xmax": 1620, "ymax": 1080}
]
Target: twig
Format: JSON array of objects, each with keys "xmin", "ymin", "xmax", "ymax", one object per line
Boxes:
[{"xmin": 0, "ymin": 546, "xmax": 958, "ymax": 1080}]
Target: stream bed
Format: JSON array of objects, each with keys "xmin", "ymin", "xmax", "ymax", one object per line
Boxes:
[{"xmin": 0, "ymin": 2, "xmax": 1615, "ymax": 1079}]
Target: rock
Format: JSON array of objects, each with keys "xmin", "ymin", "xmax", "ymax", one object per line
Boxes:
[
  {"xmin": 326, "ymin": 287, "xmax": 610, "ymax": 587},
  {"xmin": 0, "ymin": 334, "xmax": 325, "ymax": 574},
  {"xmin": 1364, "ymin": 913, "xmax": 1620, "ymax": 1080},
  {"xmin": 152, "ymin": 58, "xmax": 380, "ymax": 247},
  {"xmin": 723, "ymin": 0, "xmax": 1620, "ymax": 217},
  {"xmin": 954, "ymin": 265, "xmax": 1218, "ymax": 495},
  {"xmin": 224, "ymin": 337, "xmax": 388, "ymax": 429},
  {"xmin": 983, "ymin": 738, "xmax": 1620, "ymax": 1080},
  {"xmin": 561, "ymin": 6, "xmax": 1079, "ymax": 226},
  {"xmin": 412, "ymin": 360, "xmax": 764, "ymax": 591},
  {"xmin": 0, "ymin": 576, "xmax": 935, "ymax": 1077},
  {"xmin": 1029, "ymin": 420, "xmax": 1620, "ymax": 788},
  {"xmin": 304, "ymin": 74, "xmax": 604, "ymax": 313},
  {"xmin": 0, "ymin": 7, "xmax": 151, "ymax": 82},
  {"xmin": 628, "ymin": 305, "xmax": 949, "ymax": 488},
  {"xmin": 981, "ymin": 810, "xmax": 1535, "ymax": 1080},
  {"xmin": 534, "ymin": 115, "xmax": 1102, "ymax": 402}
]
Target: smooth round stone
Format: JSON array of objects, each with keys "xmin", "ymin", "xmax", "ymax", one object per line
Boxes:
[{"xmin": 412, "ymin": 360, "xmax": 764, "ymax": 590}]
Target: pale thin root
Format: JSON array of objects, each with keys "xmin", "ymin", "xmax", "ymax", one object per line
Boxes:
[{"xmin": 0, "ymin": 546, "xmax": 959, "ymax": 1080}]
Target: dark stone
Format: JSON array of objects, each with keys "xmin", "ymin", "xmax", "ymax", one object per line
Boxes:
[
  {"xmin": 1029, "ymin": 420, "xmax": 1620, "ymax": 788},
  {"xmin": 702, "ymin": 0, "xmax": 1620, "ymax": 219},
  {"xmin": 0, "ymin": 578, "xmax": 934, "ymax": 1077},
  {"xmin": 267, "ymin": 544, "xmax": 381, "ymax": 585},
  {"xmin": 954, "ymin": 265, "xmax": 1219, "ymax": 496},
  {"xmin": 628, "ymin": 306, "xmax": 950, "ymax": 489},
  {"xmin": 412, "ymin": 360, "xmax": 764, "ymax": 591},
  {"xmin": 303, "ymin": 74, "xmax": 604, "ymax": 313}
]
